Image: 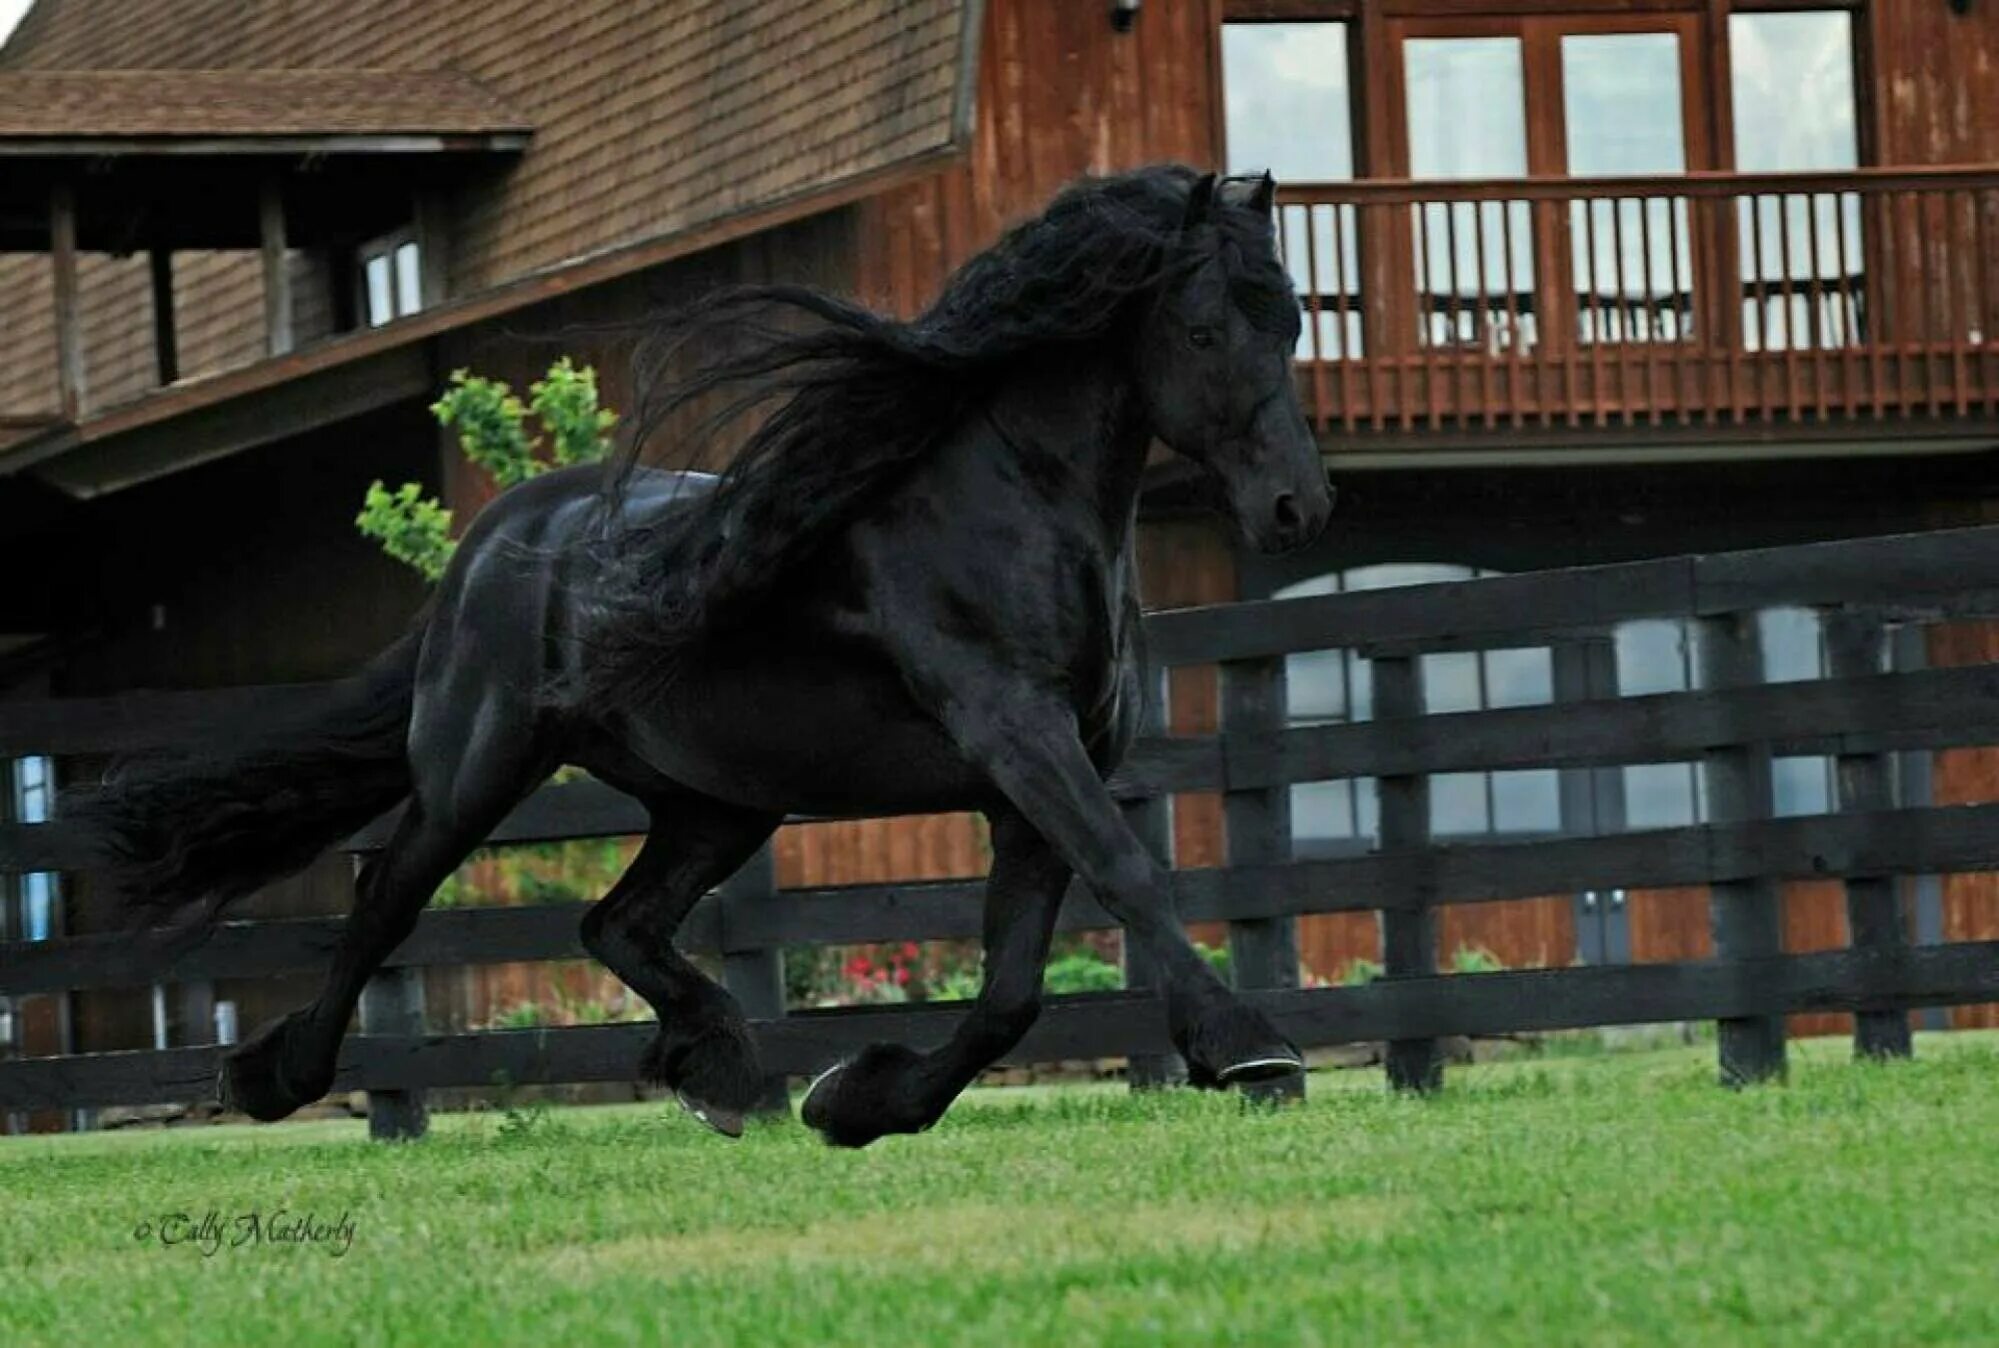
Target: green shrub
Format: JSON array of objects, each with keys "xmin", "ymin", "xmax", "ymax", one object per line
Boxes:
[{"xmin": 355, "ymin": 359, "xmax": 617, "ymax": 582}]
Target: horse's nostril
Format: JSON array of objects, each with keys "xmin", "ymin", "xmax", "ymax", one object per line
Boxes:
[{"xmin": 1273, "ymin": 492, "xmax": 1302, "ymax": 532}]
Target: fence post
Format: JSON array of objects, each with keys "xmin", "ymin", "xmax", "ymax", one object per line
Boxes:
[
  {"xmin": 1824, "ymin": 610, "xmax": 1915, "ymax": 1060},
  {"xmin": 358, "ymin": 965, "xmax": 428, "ymax": 1140},
  {"xmin": 719, "ymin": 841, "xmax": 791, "ymax": 1115},
  {"xmin": 1696, "ymin": 611, "xmax": 1787, "ymax": 1086},
  {"xmin": 1373, "ymin": 653, "xmax": 1441, "ymax": 1093},
  {"xmin": 1220, "ymin": 655, "xmax": 1304, "ymax": 1102},
  {"xmin": 1124, "ymin": 670, "xmax": 1186, "ymax": 1089}
]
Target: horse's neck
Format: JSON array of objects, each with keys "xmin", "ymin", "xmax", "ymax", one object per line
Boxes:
[{"xmin": 986, "ymin": 348, "xmax": 1151, "ymax": 554}]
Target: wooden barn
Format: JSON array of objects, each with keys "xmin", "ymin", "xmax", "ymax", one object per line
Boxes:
[{"xmin": 4, "ymin": 0, "xmax": 1999, "ymax": 1099}]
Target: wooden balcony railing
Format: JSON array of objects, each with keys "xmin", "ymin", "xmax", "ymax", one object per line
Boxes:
[{"xmin": 1276, "ymin": 166, "xmax": 1999, "ymax": 440}]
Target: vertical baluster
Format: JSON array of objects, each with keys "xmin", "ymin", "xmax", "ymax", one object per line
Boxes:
[
  {"xmin": 1298, "ymin": 203, "xmax": 1330, "ymax": 433},
  {"xmin": 1904, "ymin": 189, "xmax": 1938, "ymax": 416},
  {"xmin": 1747, "ymin": 192, "xmax": 1769, "ymax": 419},
  {"xmin": 1330, "ymin": 201, "xmax": 1356, "ymax": 431},
  {"xmin": 1670, "ymin": 193, "xmax": 1692, "ymax": 425},
  {"xmin": 1473, "ymin": 199, "xmax": 1496, "ymax": 428},
  {"xmin": 1870, "ymin": 186, "xmax": 1893, "ymax": 417},
  {"xmin": 1807, "ymin": 193, "xmax": 1830, "ymax": 421},
  {"xmin": 1609, "ymin": 195, "xmax": 1630, "ymax": 423},
  {"xmin": 1777, "ymin": 193, "xmax": 1802, "ymax": 421},
  {"xmin": 1580, "ymin": 195, "xmax": 1603, "ymax": 427},
  {"xmin": 1948, "ymin": 191, "xmax": 1970, "ymax": 415},
  {"xmin": 1831, "ymin": 187, "xmax": 1858, "ymax": 414},
  {"xmin": 1975, "ymin": 186, "xmax": 1996, "ymax": 409},
  {"xmin": 1638, "ymin": 190, "xmax": 1661, "ymax": 424},
  {"xmin": 1444, "ymin": 200, "xmax": 1464, "ymax": 423},
  {"xmin": 1498, "ymin": 197, "xmax": 1524, "ymax": 427}
]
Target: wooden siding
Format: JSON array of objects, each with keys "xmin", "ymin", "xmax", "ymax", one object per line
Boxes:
[
  {"xmin": 1926, "ymin": 619, "xmax": 1999, "ymax": 1030},
  {"xmin": 0, "ymin": 0, "xmax": 975, "ymax": 419},
  {"xmin": 856, "ymin": 0, "xmax": 1224, "ymax": 315}
]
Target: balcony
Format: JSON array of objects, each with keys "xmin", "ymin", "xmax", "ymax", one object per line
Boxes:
[{"xmin": 1276, "ymin": 167, "xmax": 1999, "ymax": 452}]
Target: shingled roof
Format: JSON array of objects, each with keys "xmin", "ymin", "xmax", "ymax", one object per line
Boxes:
[
  {"xmin": 0, "ymin": 0, "xmax": 983, "ymax": 465},
  {"xmin": 0, "ymin": 68, "xmax": 530, "ymax": 141}
]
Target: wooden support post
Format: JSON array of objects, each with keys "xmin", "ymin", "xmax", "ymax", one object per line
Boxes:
[
  {"xmin": 1220, "ymin": 655, "xmax": 1304, "ymax": 1102},
  {"xmin": 49, "ymin": 182, "xmax": 84, "ymax": 420},
  {"xmin": 414, "ymin": 189, "xmax": 451, "ymax": 309},
  {"xmin": 1696, "ymin": 611, "xmax": 1787, "ymax": 1086},
  {"xmin": 358, "ymin": 966, "xmax": 428, "ymax": 1140},
  {"xmin": 1123, "ymin": 670, "xmax": 1186, "ymax": 1089},
  {"xmin": 259, "ymin": 177, "xmax": 294, "ymax": 357},
  {"xmin": 718, "ymin": 841, "xmax": 790, "ymax": 1115},
  {"xmin": 1374, "ymin": 653, "xmax": 1442, "ymax": 1093},
  {"xmin": 1824, "ymin": 610, "xmax": 1914, "ymax": 1060},
  {"xmin": 148, "ymin": 247, "xmax": 178, "ymax": 386}
]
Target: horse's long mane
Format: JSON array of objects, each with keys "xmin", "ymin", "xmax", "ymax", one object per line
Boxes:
[{"xmin": 585, "ymin": 163, "xmax": 1278, "ymax": 694}]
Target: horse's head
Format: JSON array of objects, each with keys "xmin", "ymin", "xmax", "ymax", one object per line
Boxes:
[{"xmin": 1136, "ymin": 172, "xmax": 1332, "ymax": 555}]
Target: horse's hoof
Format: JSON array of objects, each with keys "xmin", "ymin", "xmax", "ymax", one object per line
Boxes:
[
  {"xmin": 798, "ymin": 1062, "xmax": 847, "ymax": 1134},
  {"xmin": 217, "ymin": 1015, "xmax": 322, "ymax": 1122},
  {"xmin": 1217, "ymin": 1053, "xmax": 1305, "ymax": 1086},
  {"xmin": 674, "ymin": 1090, "xmax": 746, "ymax": 1139}
]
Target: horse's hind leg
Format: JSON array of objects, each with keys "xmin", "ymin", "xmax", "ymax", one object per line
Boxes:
[
  {"xmin": 579, "ymin": 792, "xmax": 781, "ymax": 1136},
  {"xmin": 802, "ymin": 810, "xmax": 1069, "ymax": 1148},
  {"xmin": 221, "ymin": 700, "xmax": 548, "ymax": 1122}
]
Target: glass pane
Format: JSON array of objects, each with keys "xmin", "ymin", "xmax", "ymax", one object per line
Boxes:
[
  {"xmin": 1562, "ymin": 34, "xmax": 1686, "ymax": 177},
  {"xmin": 1484, "ymin": 648, "xmax": 1552, "ymax": 709},
  {"xmin": 1292, "ymin": 779, "xmax": 1358, "ymax": 843},
  {"xmin": 1729, "ymin": 12, "xmax": 1857, "ymax": 173},
  {"xmin": 1285, "ymin": 648, "xmax": 1348, "ymax": 723},
  {"xmin": 23, "ymin": 872, "xmax": 51, "ymax": 941},
  {"xmin": 1625, "ymin": 763, "xmax": 1699, "ymax": 829},
  {"xmin": 1431, "ymin": 772, "xmax": 1489, "ymax": 836},
  {"xmin": 395, "ymin": 242, "xmax": 423, "ymax": 317},
  {"xmin": 364, "ymin": 254, "xmax": 394, "ymax": 327},
  {"xmin": 1616, "ymin": 619, "xmax": 1691, "ymax": 696},
  {"xmin": 1758, "ymin": 607, "xmax": 1824, "ymax": 683},
  {"xmin": 1222, "ymin": 23, "xmax": 1354, "ymax": 182},
  {"xmin": 1773, "ymin": 756, "xmax": 1832, "ymax": 817},
  {"xmin": 1405, "ymin": 38, "xmax": 1527, "ymax": 180},
  {"xmin": 1493, "ymin": 769, "xmax": 1561, "ymax": 833},
  {"xmin": 1422, "ymin": 651, "xmax": 1482, "ymax": 716}
]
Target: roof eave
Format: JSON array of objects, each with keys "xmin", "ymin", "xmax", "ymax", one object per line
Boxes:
[{"xmin": 0, "ymin": 131, "xmax": 532, "ymax": 156}]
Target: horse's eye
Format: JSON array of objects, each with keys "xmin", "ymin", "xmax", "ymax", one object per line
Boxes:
[{"xmin": 1188, "ymin": 326, "xmax": 1216, "ymax": 349}]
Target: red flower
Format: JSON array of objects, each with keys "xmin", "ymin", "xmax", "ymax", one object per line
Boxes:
[{"xmin": 894, "ymin": 966, "xmax": 910, "ymax": 986}]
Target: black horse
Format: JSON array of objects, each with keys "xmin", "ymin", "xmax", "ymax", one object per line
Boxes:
[{"xmin": 78, "ymin": 165, "xmax": 1333, "ymax": 1148}]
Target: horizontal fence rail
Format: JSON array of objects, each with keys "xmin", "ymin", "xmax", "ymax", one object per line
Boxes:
[
  {"xmin": 1275, "ymin": 165, "xmax": 1999, "ymax": 439},
  {"xmin": 5, "ymin": 523, "xmax": 1999, "ymax": 1127}
]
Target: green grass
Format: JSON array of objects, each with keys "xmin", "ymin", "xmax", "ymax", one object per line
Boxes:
[{"xmin": 5, "ymin": 1032, "xmax": 1998, "ymax": 1346}]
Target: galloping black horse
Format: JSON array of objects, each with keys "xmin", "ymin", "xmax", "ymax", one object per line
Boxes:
[{"xmin": 79, "ymin": 165, "xmax": 1332, "ymax": 1147}]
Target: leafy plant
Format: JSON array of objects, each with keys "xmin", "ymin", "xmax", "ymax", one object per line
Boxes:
[
  {"xmin": 1340, "ymin": 957, "xmax": 1384, "ymax": 987},
  {"xmin": 1449, "ymin": 945, "xmax": 1506, "ymax": 975},
  {"xmin": 355, "ymin": 359, "xmax": 617, "ymax": 582}
]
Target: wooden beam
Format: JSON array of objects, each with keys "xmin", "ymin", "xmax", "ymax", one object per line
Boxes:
[
  {"xmin": 1374, "ymin": 653, "xmax": 1442, "ymax": 1093},
  {"xmin": 1696, "ymin": 610, "xmax": 1787, "ymax": 1085},
  {"xmin": 1824, "ymin": 610, "xmax": 1914, "ymax": 1060},
  {"xmin": 147, "ymin": 247, "xmax": 178, "ymax": 386},
  {"xmin": 49, "ymin": 182, "xmax": 84, "ymax": 421},
  {"xmin": 259, "ymin": 177, "xmax": 293, "ymax": 357}
]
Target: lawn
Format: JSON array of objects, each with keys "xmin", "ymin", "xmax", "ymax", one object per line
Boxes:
[{"xmin": 4, "ymin": 1032, "xmax": 1997, "ymax": 1347}]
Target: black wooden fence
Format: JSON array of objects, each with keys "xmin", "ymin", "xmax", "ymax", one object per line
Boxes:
[{"xmin": 6, "ymin": 524, "xmax": 1999, "ymax": 1137}]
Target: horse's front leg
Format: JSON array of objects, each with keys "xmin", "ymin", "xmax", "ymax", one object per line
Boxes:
[
  {"xmin": 941, "ymin": 691, "xmax": 1301, "ymax": 1089},
  {"xmin": 802, "ymin": 810, "xmax": 1069, "ymax": 1147}
]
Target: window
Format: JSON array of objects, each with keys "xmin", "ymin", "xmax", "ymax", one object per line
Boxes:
[
  {"xmin": 1281, "ymin": 564, "xmax": 1560, "ymax": 855},
  {"xmin": 360, "ymin": 230, "xmax": 424, "ymax": 328},
  {"xmin": 10, "ymin": 756, "xmax": 56, "ymax": 942},
  {"xmin": 1222, "ymin": 21, "xmax": 1360, "ymax": 360},
  {"xmin": 1614, "ymin": 609, "xmax": 1837, "ymax": 829}
]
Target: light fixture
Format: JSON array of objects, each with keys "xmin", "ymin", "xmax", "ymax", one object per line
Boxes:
[{"xmin": 1111, "ymin": 0, "xmax": 1140, "ymax": 33}]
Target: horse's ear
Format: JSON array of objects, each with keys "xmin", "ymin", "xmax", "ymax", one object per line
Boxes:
[
  {"xmin": 1181, "ymin": 172, "xmax": 1218, "ymax": 231},
  {"xmin": 1248, "ymin": 171, "xmax": 1276, "ymax": 216}
]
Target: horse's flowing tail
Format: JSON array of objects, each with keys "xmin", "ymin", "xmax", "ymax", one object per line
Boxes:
[{"xmin": 72, "ymin": 630, "xmax": 424, "ymax": 925}]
